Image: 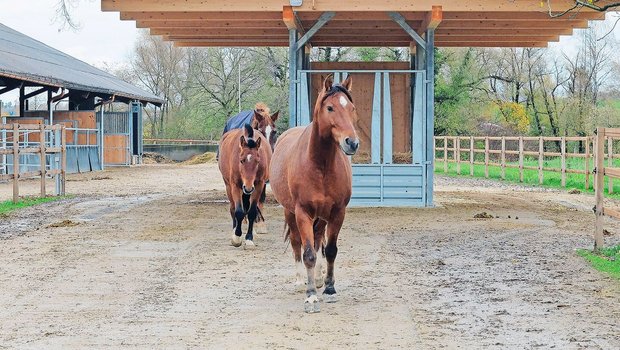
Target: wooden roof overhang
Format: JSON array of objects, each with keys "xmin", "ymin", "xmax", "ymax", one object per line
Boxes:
[{"xmin": 101, "ymin": 1, "xmax": 607, "ymax": 48}]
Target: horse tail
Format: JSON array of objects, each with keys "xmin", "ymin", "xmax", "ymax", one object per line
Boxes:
[
  {"xmin": 283, "ymin": 221, "xmax": 290, "ymax": 243},
  {"xmin": 312, "ymin": 219, "xmax": 326, "ymax": 258}
]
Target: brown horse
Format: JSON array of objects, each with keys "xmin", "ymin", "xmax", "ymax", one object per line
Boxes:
[
  {"xmin": 252, "ymin": 102, "xmax": 279, "ymax": 151},
  {"xmin": 270, "ymin": 75, "xmax": 359, "ymax": 313},
  {"xmin": 218, "ymin": 124, "xmax": 271, "ymax": 249}
]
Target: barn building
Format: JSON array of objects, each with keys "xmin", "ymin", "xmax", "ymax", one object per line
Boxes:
[
  {"xmin": 0, "ymin": 23, "xmax": 163, "ymax": 176},
  {"xmin": 101, "ymin": 0, "xmax": 604, "ymax": 206}
]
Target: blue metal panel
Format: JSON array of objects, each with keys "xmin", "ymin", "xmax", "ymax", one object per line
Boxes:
[
  {"xmin": 352, "ymin": 164, "xmax": 381, "ymax": 175},
  {"xmin": 382, "ymin": 73, "xmax": 393, "ymax": 164},
  {"xmin": 299, "ymin": 72, "xmax": 311, "ymax": 125},
  {"xmin": 371, "ymin": 73, "xmax": 381, "ymax": 164},
  {"xmin": 383, "ymin": 176, "xmax": 423, "ymax": 187},
  {"xmin": 288, "ymin": 29, "xmax": 298, "ymax": 128},
  {"xmin": 383, "ymin": 165, "xmax": 423, "ymax": 176},
  {"xmin": 66, "ymin": 147, "xmax": 79, "ymax": 173},
  {"xmin": 333, "ymin": 72, "xmax": 341, "ymax": 84},
  {"xmin": 77, "ymin": 147, "xmax": 90, "ymax": 173},
  {"xmin": 89, "ymin": 146, "xmax": 102, "ymax": 171},
  {"xmin": 413, "ymin": 52, "xmax": 425, "ymax": 164},
  {"xmin": 383, "ymin": 187, "xmax": 423, "ymax": 198}
]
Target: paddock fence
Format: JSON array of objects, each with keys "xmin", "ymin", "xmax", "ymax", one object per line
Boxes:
[
  {"xmin": 1, "ymin": 123, "xmax": 67, "ymax": 202},
  {"xmin": 594, "ymin": 127, "xmax": 620, "ymax": 250},
  {"xmin": 433, "ymin": 135, "xmax": 608, "ymax": 189}
]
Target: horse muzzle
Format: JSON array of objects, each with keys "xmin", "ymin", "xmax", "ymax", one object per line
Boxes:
[
  {"xmin": 242, "ymin": 185, "xmax": 255, "ymax": 195},
  {"xmin": 340, "ymin": 137, "xmax": 360, "ymax": 155}
]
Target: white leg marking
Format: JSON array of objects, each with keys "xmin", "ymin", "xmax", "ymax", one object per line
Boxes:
[
  {"xmin": 243, "ymin": 239, "xmax": 255, "ymax": 250},
  {"xmin": 294, "ymin": 260, "xmax": 306, "ymax": 291},
  {"xmin": 231, "ymin": 229, "xmax": 242, "ymax": 247}
]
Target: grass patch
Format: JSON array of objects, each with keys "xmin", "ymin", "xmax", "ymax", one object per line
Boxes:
[
  {"xmin": 0, "ymin": 196, "xmax": 67, "ymax": 216},
  {"xmin": 434, "ymin": 156, "xmax": 620, "ymax": 199},
  {"xmin": 577, "ymin": 246, "xmax": 620, "ymax": 280}
]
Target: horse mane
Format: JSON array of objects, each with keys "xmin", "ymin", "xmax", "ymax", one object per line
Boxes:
[
  {"xmin": 254, "ymin": 102, "xmax": 270, "ymax": 115},
  {"xmin": 321, "ymin": 84, "xmax": 353, "ymax": 104},
  {"xmin": 243, "ymin": 123, "xmax": 258, "ymax": 148}
]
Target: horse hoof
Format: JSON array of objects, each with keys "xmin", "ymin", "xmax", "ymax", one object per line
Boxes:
[
  {"xmin": 230, "ymin": 232, "xmax": 242, "ymax": 247},
  {"xmin": 304, "ymin": 295, "xmax": 320, "ymax": 313},
  {"xmin": 255, "ymin": 221, "xmax": 268, "ymax": 234},
  {"xmin": 323, "ymin": 293, "xmax": 337, "ymax": 303},
  {"xmin": 243, "ymin": 240, "xmax": 255, "ymax": 250}
]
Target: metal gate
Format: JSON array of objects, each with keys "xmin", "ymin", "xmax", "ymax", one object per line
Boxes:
[
  {"xmin": 296, "ymin": 69, "xmax": 429, "ymax": 207},
  {"xmin": 100, "ymin": 110, "xmax": 131, "ymax": 166}
]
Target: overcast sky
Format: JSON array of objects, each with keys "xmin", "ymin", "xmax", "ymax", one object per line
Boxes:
[{"xmin": 0, "ymin": 1, "xmax": 618, "ymax": 68}]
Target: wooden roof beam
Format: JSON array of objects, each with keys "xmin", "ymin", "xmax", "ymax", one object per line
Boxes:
[
  {"xmin": 172, "ymin": 40, "xmax": 549, "ymax": 48},
  {"xmin": 419, "ymin": 5, "xmax": 443, "ymax": 33},
  {"xmin": 165, "ymin": 35, "xmax": 560, "ymax": 43},
  {"xmin": 387, "ymin": 12, "xmax": 426, "ymax": 49},
  {"xmin": 102, "ymin": 0, "xmax": 600, "ymax": 13}
]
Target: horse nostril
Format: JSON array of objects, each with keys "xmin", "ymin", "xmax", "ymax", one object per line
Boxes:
[
  {"xmin": 243, "ymin": 185, "xmax": 255, "ymax": 194},
  {"xmin": 347, "ymin": 138, "xmax": 359, "ymax": 150}
]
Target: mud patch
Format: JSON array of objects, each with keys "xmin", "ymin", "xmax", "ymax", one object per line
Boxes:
[{"xmin": 47, "ymin": 219, "xmax": 80, "ymax": 228}]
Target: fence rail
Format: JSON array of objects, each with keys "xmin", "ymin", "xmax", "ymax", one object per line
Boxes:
[
  {"xmin": 143, "ymin": 138, "xmax": 217, "ymax": 145},
  {"xmin": 434, "ymin": 135, "xmax": 601, "ymax": 189},
  {"xmin": 1, "ymin": 123, "xmax": 66, "ymax": 202}
]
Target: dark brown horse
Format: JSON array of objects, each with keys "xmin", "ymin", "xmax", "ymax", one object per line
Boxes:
[
  {"xmin": 218, "ymin": 124, "xmax": 271, "ymax": 249},
  {"xmin": 270, "ymin": 75, "xmax": 359, "ymax": 313},
  {"xmin": 252, "ymin": 102, "xmax": 279, "ymax": 151}
]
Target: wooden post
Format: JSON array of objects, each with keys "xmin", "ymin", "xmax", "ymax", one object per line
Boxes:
[
  {"xmin": 538, "ymin": 137, "xmax": 544, "ymax": 185},
  {"xmin": 470, "ymin": 136, "xmax": 474, "ymax": 176},
  {"xmin": 608, "ymin": 137, "xmax": 613, "ymax": 194},
  {"xmin": 561, "ymin": 136, "xmax": 566, "ymax": 187},
  {"xmin": 39, "ymin": 124, "xmax": 46, "ymax": 197},
  {"xmin": 12, "ymin": 123, "xmax": 19, "ymax": 203},
  {"xmin": 519, "ymin": 136, "xmax": 524, "ymax": 182},
  {"xmin": 594, "ymin": 128, "xmax": 605, "ymax": 250},
  {"xmin": 585, "ymin": 137, "xmax": 591, "ymax": 190},
  {"xmin": 61, "ymin": 126, "xmax": 67, "ymax": 196},
  {"xmin": 484, "ymin": 137, "xmax": 489, "ymax": 178},
  {"xmin": 443, "ymin": 136, "xmax": 448, "ymax": 173},
  {"xmin": 456, "ymin": 137, "xmax": 461, "ymax": 175},
  {"xmin": 501, "ymin": 137, "xmax": 506, "ymax": 180}
]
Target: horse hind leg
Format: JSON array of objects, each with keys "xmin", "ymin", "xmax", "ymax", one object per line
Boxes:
[
  {"xmin": 285, "ymin": 210, "xmax": 305, "ymax": 291},
  {"xmin": 255, "ymin": 184, "xmax": 268, "ymax": 234},
  {"xmin": 323, "ymin": 211, "xmax": 345, "ymax": 304},
  {"xmin": 295, "ymin": 208, "xmax": 320, "ymax": 313}
]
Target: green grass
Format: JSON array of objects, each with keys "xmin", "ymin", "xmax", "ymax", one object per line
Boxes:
[
  {"xmin": 0, "ymin": 196, "xmax": 66, "ymax": 216},
  {"xmin": 434, "ymin": 155, "xmax": 620, "ymax": 198},
  {"xmin": 577, "ymin": 246, "xmax": 620, "ymax": 280}
]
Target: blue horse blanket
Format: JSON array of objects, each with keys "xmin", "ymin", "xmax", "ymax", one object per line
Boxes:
[{"xmin": 223, "ymin": 110, "xmax": 254, "ymax": 134}]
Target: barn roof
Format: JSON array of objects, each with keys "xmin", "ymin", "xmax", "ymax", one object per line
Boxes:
[
  {"xmin": 101, "ymin": 0, "xmax": 607, "ymax": 48},
  {"xmin": 0, "ymin": 24, "xmax": 163, "ymax": 105}
]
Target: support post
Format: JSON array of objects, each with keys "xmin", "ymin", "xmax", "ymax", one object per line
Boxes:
[
  {"xmin": 425, "ymin": 28, "xmax": 435, "ymax": 206},
  {"xmin": 519, "ymin": 136, "xmax": 524, "ymax": 182},
  {"xmin": 382, "ymin": 73, "xmax": 393, "ymax": 164},
  {"xmin": 61, "ymin": 126, "xmax": 66, "ymax": 195},
  {"xmin": 561, "ymin": 136, "xmax": 566, "ymax": 187},
  {"xmin": 609, "ymin": 137, "xmax": 614, "ymax": 194},
  {"xmin": 39, "ymin": 124, "xmax": 46, "ymax": 197},
  {"xmin": 12, "ymin": 123, "xmax": 19, "ymax": 203},
  {"xmin": 470, "ymin": 136, "xmax": 474, "ymax": 176},
  {"xmin": 288, "ymin": 29, "xmax": 298, "ymax": 128},
  {"xmin": 585, "ymin": 137, "xmax": 591, "ymax": 190},
  {"xmin": 538, "ymin": 137, "xmax": 544, "ymax": 185},
  {"xmin": 484, "ymin": 137, "xmax": 489, "ymax": 178},
  {"xmin": 443, "ymin": 136, "xmax": 447, "ymax": 172},
  {"xmin": 456, "ymin": 137, "xmax": 461, "ymax": 175},
  {"xmin": 501, "ymin": 137, "xmax": 506, "ymax": 180},
  {"xmin": 371, "ymin": 72, "xmax": 381, "ymax": 164},
  {"xmin": 595, "ymin": 128, "xmax": 605, "ymax": 250}
]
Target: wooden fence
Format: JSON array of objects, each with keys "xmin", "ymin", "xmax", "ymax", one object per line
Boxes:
[
  {"xmin": 594, "ymin": 127, "xmax": 620, "ymax": 250},
  {"xmin": 144, "ymin": 138, "xmax": 217, "ymax": 145},
  {"xmin": 434, "ymin": 136, "xmax": 601, "ymax": 189},
  {"xmin": 0, "ymin": 124, "xmax": 66, "ymax": 202}
]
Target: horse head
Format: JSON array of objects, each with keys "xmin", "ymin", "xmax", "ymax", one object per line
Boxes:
[
  {"xmin": 238, "ymin": 123, "xmax": 264, "ymax": 195},
  {"xmin": 251, "ymin": 104, "xmax": 279, "ymax": 151},
  {"xmin": 313, "ymin": 75, "xmax": 359, "ymax": 155}
]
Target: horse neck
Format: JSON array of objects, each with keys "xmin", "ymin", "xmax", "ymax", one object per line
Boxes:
[{"xmin": 307, "ymin": 116, "xmax": 338, "ymax": 169}]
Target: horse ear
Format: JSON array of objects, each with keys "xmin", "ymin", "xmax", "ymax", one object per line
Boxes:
[
  {"xmin": 322, "ymin": 74, "xmax": 333, "ymax": 92},
  {"xmin": 240, "ymin": 135, "xmax": 247, "ymax": 148},
  {"xmin": 255, "ymin": 136, "xmax": 262, "ymax": 149},
  {"xmin": 270, "ymin": 111, "xmax": 279, "ymax": 122},
  {"xmin": 342, "ymin": 75, "xmax": 353, "ymax": 92}
]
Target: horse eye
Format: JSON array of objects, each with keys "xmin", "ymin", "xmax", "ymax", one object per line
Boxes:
[{"xmin": 327, "ymin": 106, "xmax": 334, "ymax": 112}]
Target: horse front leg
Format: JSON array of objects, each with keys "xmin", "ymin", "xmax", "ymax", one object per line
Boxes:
[
  {"xmin": 230, "ymin": 187, "xmax": 244, "ymax": 247},
  {"xmin": 323, "ymin": 209, "xmax": 345, "ymax": 303},
  {"xmin": 295, "ymin": 206, "xmax": 320, "ymax": 313},
  {"xmin": 313, "ymin": 219, "xmax": 327, "ymax": 289}
]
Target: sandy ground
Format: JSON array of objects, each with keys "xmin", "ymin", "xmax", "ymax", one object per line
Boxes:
[{"xmin": 0, "ymin": 163, "xmax": 619, "ymax": 349}]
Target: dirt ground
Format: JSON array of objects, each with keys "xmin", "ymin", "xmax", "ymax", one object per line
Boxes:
[{"xmin": 1, "ymin": 163, "xmax": 619, "ymax": 349}]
